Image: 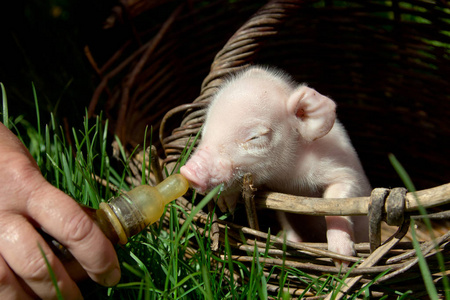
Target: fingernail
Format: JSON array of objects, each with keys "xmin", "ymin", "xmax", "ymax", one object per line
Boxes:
[{"xmin": 104, "ymin": 267, "xmax": 121, "ymax": 286}]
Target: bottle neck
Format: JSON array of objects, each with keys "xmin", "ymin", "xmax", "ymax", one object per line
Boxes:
[{"xmin": 155, "ymin": 174, "xmax": 189, "ymax": 205}]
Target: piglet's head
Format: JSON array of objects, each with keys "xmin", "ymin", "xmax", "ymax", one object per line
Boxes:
[{"xmin": 180, "ymin": 67, "xmax": 336, "ymax": 196}]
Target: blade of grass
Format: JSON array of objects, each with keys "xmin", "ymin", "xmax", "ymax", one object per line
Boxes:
[
  {"xmin": 354, "ymin": 268, "xmax": 391, "ymax": 298},
  {"xmin": 410, "ymin": 218, "xmax": 438, "ymax": 300},
  {"xmin": 121, "ymin": 261, "xmax": 145, "ymax": 278},
  {"xmin": 147, "ymin": 127, "xmax": 153, "ymax": 184},
  {"xmin": 45, "ymin": 124, "xmax": 51, "ymax": 173},
  {"xmin": 164, "ymin": 186, "xmax": 221, "ymax": 297},
  {"xmin": 1, "ymin": 82, "xmax": 9, "ymax": 128},
  {"xmin": 99, "ymin": 118, "xmax": 109, "ymax": 182},
  {"xmin": 31, "ymin": 83, "xmax": 44, "ymax": 167},
  {"xmin": 114, "ymin": 135, "xmax": 128, "ymax": 163},
  {"xmin": 201, "ymin": 264, "xmax": 213, "ymax": 300},
  {"xmin": 174, "ymin": 185, "xmax": 222, "ymax": 249},
  {"xmin": 389, "ymin": 153, "xmax": 449, "ymax": 299},
  {"xmin": 397, "ymin": 291, "xmax": 414, "ymax": 300},
  {"xmin": 255, "ymin": 242, "xmax": 268, "ymax": 300},
  {"xmin": 170, "ymin": 126, "xmax": 202, "ymax": 176},
  {"xmin": 247, "ymin": 243, "xmax": 258, "ymax": 298},
  {"xmin": 329, "ymin": 261, "xmax": 362, "ymax": 300},
  {"xmin": 224, "ymin": 226, "xmax": 238, "ymax": 298},
  {"xmin": 32, "ymin": 82, "xmax": 41, "ymax": 142},
  {"xmin": 141, "ymin": 125, "xmax": 149, "ymax": 185},
  {"xmin": 60, "ymin": 153, "xmax": 75, "ymax": 197},
  {"xmin": 278, "ymin": 231, "xmax": 290, "ymax": 299},
  {"xmin": 37, "ymin": 243, "xmax": 64, "ymax": 300}
]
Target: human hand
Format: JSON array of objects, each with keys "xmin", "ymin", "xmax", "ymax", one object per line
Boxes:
[{"xmin": 0, "ymin": 123, "xmax": 121, "ymax": 299}]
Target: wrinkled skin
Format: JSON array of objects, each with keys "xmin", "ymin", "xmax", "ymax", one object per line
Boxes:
[
  {"xmin": 0, "ymin": 123, "xmax": 121, "ymax": 299},
  {"xmin": 180, "ymin": 66, "xmax": 371, "ymax": 264}
]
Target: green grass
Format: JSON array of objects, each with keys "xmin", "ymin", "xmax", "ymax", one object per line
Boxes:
[
  {"xmin": 389, "ymin": 154, "xmax": 450, "ymax": 300},
  {"xmin": 38, "ymin": 243, "xmax": 64, "ymax": 300},
  {"xmin": 1, "ymin": 84, "xmax": 448, "ymax": 299}
]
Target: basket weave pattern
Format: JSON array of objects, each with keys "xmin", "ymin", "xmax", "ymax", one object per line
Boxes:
[
  {"xmin": 94, "ymin": 0, "xmax": 450, "ymax": 297},
  {"xmin": 158, "ymin": 1, "xmax": 450, "ymax": 297}
]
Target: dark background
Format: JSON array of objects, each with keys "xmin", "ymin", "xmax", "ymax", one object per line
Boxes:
[
  {"xmin": 1, "ymin": 0, "xmax": 449, "ymax": 192},
  {"xmin": 0, "ymin": 0, "xmax": 118, "ymax": 126}
]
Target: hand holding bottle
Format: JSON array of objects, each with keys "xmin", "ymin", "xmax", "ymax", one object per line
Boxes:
[{"xmin": 0, "ymin": 123, "xmax": 120, "ymax": 299}]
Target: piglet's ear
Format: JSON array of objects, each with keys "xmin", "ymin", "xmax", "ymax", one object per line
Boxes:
[{"xmin": 287, "ymin": 85, "xmax": 336, "ymax": 141}]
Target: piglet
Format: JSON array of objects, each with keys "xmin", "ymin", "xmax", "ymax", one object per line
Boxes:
[{"xmin": 180, "ymin": 66, "xmax": 371, "ymax": 263}]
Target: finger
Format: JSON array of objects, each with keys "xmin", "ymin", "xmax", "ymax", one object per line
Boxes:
[
  {"xmin": 0, "ymin": 254, "xmax": 34, "ymax": 300},
  {"xmin": 0, "ymin": 214, "xmax": 83, "ymax": 299},
  {"xmin": 27, "ymin": 182, "xmax": 121, "ymax": 287}
]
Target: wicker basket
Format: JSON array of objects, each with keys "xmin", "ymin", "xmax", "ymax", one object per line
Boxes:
[{"xmin": 92, "ymin": 0, "xmax": 450, "ymax": 298}]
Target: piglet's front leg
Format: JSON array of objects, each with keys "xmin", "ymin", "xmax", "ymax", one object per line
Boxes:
[
  {"xmin": 325, "ymin": 216, "xmax": 355, "ymax": 266},
  {"xmin": 323, "ymin": 182, "xmax": 359, "ymax": 266}
]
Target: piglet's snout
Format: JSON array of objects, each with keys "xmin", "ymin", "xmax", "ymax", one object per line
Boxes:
[
  {"xmin": 180, "ymin": 147, "xmax": 233, "ymax": 193},
  {"xmin": 180, "ymin": 161, "xmax": 209, "ymax": 193}
]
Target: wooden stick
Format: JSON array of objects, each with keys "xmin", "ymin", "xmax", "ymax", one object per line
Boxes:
[
  {"xmin": 254, "ymin": 183, "xmax": 450, "ymax": 216},
  {"xmin": 242, "ymin": 173, "xmax": 260, "ymax": 231}
]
